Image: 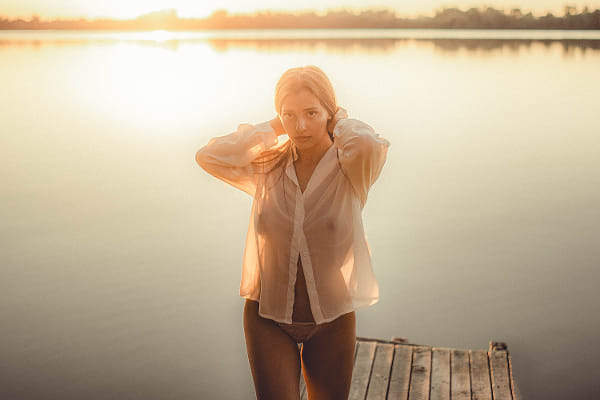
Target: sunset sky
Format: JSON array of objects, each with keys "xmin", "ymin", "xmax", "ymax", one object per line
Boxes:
[{"xmin": 1, "ymin": 0, "xmax": 599, "ymax": 20}]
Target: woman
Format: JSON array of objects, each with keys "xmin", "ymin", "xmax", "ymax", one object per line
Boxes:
[{"xmin": 196, "ymin": 65, "xmax": 390, "ymax": 400}]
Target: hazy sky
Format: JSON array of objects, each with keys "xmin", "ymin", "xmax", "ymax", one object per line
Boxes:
[{"xmin": 1, "ymin": 0, "xmax": 599, "ymax": 19}]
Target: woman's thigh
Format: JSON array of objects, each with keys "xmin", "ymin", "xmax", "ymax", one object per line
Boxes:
[
  {"xmin": 301, "ymin": 311, "xmax": 356, "ymax": 400},
  {"xmin": 243, "ymin": 299, "xmax": 302, "ymax": 400}
]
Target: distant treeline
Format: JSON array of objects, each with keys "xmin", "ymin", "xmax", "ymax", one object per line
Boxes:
[{"xmin": 1, "ymin": 6, "xmax": 600, "ymax": 30}]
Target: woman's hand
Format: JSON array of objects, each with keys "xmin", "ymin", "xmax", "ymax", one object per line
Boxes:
[
  {"xmin": 270, "ymin": 116, "xmax": 286, "ymax": 136},
  {"xmin": 327, "ymin": 107, "xmax": 348, "ymax": 134}
]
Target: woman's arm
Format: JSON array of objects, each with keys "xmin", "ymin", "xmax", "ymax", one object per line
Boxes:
[
  {"xmin": 195, "ymin": 120, "xmax": 280, "ymax": 195},
  {"xmin": 331, "ymin": 108, "xmax": 390, "ymax": 207}
]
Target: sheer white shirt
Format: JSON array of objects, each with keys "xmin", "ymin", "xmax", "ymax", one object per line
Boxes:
[{"xmin": 196, "ymin": 116, "xmax": 390, "ymax": 324}]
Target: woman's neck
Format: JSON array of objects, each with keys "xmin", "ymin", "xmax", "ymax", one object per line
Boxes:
[{"xmin": 294, "ymin": 140, "xmax": 333, "ymax": 166}]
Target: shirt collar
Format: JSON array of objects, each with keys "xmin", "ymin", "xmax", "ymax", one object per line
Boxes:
[
  {"xmin": 285, "ymin": 143, "xmax": 299, "ymax": 184},
  {"xmin": 284, "ymin": 142, "xmax": 337, "ymax": 193}
]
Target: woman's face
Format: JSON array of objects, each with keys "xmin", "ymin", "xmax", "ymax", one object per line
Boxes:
[{"xmin": 279, "ymin": 88, "xmax": 332, "ymax": 153}]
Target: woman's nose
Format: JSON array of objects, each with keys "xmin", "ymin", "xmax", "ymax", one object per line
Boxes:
[{"xmin": 296, "ymin": 118, "xmax": 307, "ymax": 132}]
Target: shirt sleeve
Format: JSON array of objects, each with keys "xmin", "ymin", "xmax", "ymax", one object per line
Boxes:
[
  {"xmin": 195, "ymin": 120, "xmax": 278, "ymax": 196},
  {"xmin": 333, "ymin": 118, "xmax": 390, "ymax": 207}
]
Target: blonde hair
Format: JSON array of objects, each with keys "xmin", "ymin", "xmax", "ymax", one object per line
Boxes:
[
  {"xmin": 275, "ymin": 65, "xmax": 337, "ymax": 120},
  {"xmin": 252, "ymin": 65, "xmax": 338, "ymax": 174}
]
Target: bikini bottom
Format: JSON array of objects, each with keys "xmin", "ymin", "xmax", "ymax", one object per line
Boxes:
[{"xmin": 276, "ymin": 320, "xmax": 319, "ymax": 343}]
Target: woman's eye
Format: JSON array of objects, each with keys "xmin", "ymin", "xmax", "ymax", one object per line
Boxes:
[
  {"xmin": 283, "ymin": 113, "xmax": 294, "ymax": 119},
  {"xmin": 308, "ymin": 111, "xmax": 317, "ymax": 117}
]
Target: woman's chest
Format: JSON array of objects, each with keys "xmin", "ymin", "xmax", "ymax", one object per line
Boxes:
[
  {"xmin": 255, "ymin": 170, "xmax": 355, "ymax": 237},
  {"xmin": 294, "ymin": 160, "xmax": 319, "ymax": 194}
]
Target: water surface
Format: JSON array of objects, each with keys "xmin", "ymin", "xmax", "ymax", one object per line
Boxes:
[{"xmin": 1, "ymin": 29, "xmax": 599, "ymax": 399}]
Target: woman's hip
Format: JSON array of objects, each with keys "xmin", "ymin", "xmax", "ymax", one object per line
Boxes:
[{"xmin": 244, "ymin": 299, "xmax": 355, "ymax": 344}]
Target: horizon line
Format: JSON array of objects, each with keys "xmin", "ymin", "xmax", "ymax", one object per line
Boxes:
[{"xmin": 1, "ymin": 4, "xmax": 594, "ymax": 21}]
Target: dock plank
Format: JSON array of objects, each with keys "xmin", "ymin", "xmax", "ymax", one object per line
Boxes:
[
  {"xmin": 387, "ymin": 344, "xmax": 413, "ymax": 399},
  {"xmin": 490, "ymin": 350, "xmax": 513, "ymax": 400},
  {"xmin": 408, "ymin": 346, "xmax": 431, "ymax": 400},
  {"xmin": 451, "ymin": 349, "xmax": 471, "ymax": 400},
  {"xmin": 470, "ymin": 350, "xmax": 492, "ymax": 400},
  {"xmin": 507, "ymin": 352, "xmax": 518, "ymax": 400},
  {"xmin": 366, "ymin": 343, "xmax": 395, "ymax": 399},
  {"xmin": 430, "ymin": 348, "xmax": 450, "ymax": 400},
  {"xmin": 297, "ymin": 337, "xmax": 516, "ymax": 400},
  {"xmin": 349, "ymin": 340, "xmax": 377, "ymax": 400}
]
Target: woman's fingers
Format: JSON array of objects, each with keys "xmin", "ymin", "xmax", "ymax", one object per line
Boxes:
[
  {"xmin": 328, "ymin": 107, "xmax": 348, "ymax": 133},
  {"xmin": 336, "ymin": 107, "xmax": 348, "ymax": 119},
  {"xmin": 270, "ymin": 117, "xmax": 286, "ymax": 136}
]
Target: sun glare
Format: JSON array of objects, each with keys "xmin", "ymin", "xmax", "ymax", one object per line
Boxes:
[
  {"xmin": 148, "ymin": 30, "xmax": 174, "ymax": 42},
  {"xmin": 63, "ymin": 2, "xmax": 218, "ymax": 20},
  {"xmin": 75, "ymin": 41, "xmax": 232, "ymax": 134}
]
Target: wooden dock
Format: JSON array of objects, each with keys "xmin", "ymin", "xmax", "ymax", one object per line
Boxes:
[{"xmin": 299, "ymin": 336, "xmax": 517, "ymax": 400}]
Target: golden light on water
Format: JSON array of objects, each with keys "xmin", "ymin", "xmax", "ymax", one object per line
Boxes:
[
  {"xmin": 147, "ymin": 29, "xmax": 174, "ymax": 42},
  {"xmin": 1, "ymin": 25, "xmax": 600, "ymax": 400},
  {"xmin": 70, "ymin": 41, "xmax": 229, "ymax": 132}
]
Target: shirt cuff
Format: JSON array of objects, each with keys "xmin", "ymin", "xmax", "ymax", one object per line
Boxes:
[{"xmin": 253, "ymin": 120, "xmax": 274, "ymax": 133}]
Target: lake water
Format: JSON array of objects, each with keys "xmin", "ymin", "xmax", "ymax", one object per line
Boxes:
[{"xmin": 1, "ymin": 29, "xmax": 599, "ymax": 399}]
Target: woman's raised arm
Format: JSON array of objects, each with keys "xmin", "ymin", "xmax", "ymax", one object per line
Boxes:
[
  {"xmin": 195, "ymin": 120, "xmax": 279, "ymax": 195},
  {"xmin": 332, "ymin": 109, "xmax": 390, "ymax": 207}
]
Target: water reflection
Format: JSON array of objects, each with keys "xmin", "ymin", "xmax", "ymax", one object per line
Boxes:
[
  {"xmin": 1, "ymin": 32, "xmax": 599, "ymax": 57},
  {"xmin": 1, "ymin": 26, "xmax": 599, "ymax": 400},
  {"xmin": 207, "ymin": 37, "xmax": 600, "ymax": 57},
  {"xmin": 428, "ymin": 38, "xmax": 600, "ymax": 56}
]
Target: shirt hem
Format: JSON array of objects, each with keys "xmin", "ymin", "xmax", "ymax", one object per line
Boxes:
[{"xmin": 241, "ymin": 295, "xmax": 379, "ymax": 325}]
